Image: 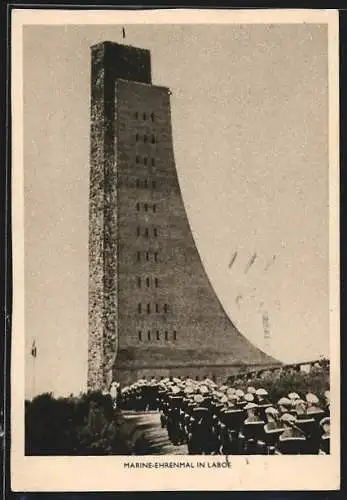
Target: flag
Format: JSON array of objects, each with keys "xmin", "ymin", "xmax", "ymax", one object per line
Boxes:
[
  {"xmin": 265, "ymin": 254, "xmax": 277, "ymax": 271},
  {"xmin": 31, "ymin": 340, "xmax": 37, "ymax": 358},
  {"xmin": 235, "ymin": 294, "xmax": 243, "ymax": 309},
  {"xmin": 245, "ymin": 252, "xmax": 257, "ymax": 274},
  {"xmin": 228, "ymin": 251, "xmax": 238, "ymax": 269},
  {"xmin": 262, "ymin": 312, "xmax": 271, "ymax": 339}
]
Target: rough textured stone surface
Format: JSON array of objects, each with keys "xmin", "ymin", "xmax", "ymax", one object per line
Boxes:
[{"xmin": 88, "ymin": 42, "xmax": 280, "ymax": 390}]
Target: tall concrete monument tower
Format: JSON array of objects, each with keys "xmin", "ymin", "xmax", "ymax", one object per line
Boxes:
[{"xmin": 88, "ymin": 41, "xmax": 279, "ymax": 391}]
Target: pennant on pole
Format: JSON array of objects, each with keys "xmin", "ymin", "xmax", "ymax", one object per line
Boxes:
[
  {"xmin": 265, "ymin": 254, "xmax": 277, "ymax": 271},
  {"xmin": 235, "ymin": 294, "xmax": 243, "ymax": 309},
  {"xmin": 228, "ymin": 251, "xmax": 238, "ymax": 269},
  {"xmin": 31, "ymin": 339, "xmax": 37, "ymax": 358},
  {"xmin": 245, "ymin": 252, "xmax": 257, "ymax": 274}
]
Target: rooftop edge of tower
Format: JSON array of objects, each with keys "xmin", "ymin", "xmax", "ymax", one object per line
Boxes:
[
  {"xmin": 117, "ymin": 77, "xmax": 171, "ymax": 94},
  {"xmin": 91, "ymin": 40, "xmax": 149, "ymax": 52},
  {"xmin": 91, "ymin": 41, "xmax": 152, "ymax": 85}
]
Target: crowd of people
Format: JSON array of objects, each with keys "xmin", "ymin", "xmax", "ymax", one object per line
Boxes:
[{"xmin": 119, "ymin": 377, "xmax": 330, "ymax": 455}]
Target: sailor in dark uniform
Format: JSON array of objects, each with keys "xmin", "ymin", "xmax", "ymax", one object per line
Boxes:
[
  {"xmin": 287, "ymin": 392, "xmax": 301, "ymax": 415},
  {"xmin": 323, "ymin": 390, "xmax": 330, "ymax": 414},
  {"xmin": 277, "ymin": 397, "xmax": 292, "ymax": 415},
  {"xmin": 246, "ymin": 386, "xmax": 257, "ymax": 396},
  {"xmin": 264, "ymin": 407, "xmax": 281, "ymax": 430},
  {"xmin": 263, "ymin": 407, "xmax": 284, "ymax": 454},
  {"xmin": 166, "ymin": 387, "xmax": 183, "ymax": 445},
  {"xmin": 255, "ymin": 388, "xmax": 272, "ymax": 420},
  {"xmin": 293, "ymin": 398, "xmax": 317, "ymax": 447},
  {"xmin": 235, "ymin": 389, "xmax": 246, "ymax": 408},
  {"xmin": 319, "ymin": 417, "xmax": 330, "ymax": 454},
  {"xmin": 216, "ymin": 394, "xmax": 229, "ymax": 454},
  {"xmin": 244, "ymin": 402, "xmax": 261, "ymax": 424},
  {"xmin": 192, "ymin": 391, "xmax": 217, "ymax": 454},
  {"xmin": 220, "ymin": 396, "xmax": 244, "ymax": 455},
  {"xmin": 109, "ymin": 381, "xmax": 120, "ymax": 409},
  {"xmin": 158, "ymin": 385, "xmax": 168, "ymax": 428},
  {"xmin": 294, "ymin": 399, "xmax": 307, "ymax": 417},
  {"xmin": 242, "ymin": 402, "xmax": 265, "ymax": 454},
  {"xmin": 303, "ymin": 393, "xmax": 324, "ymax": 452},
  {"xmin": 147, "ymin": 378, "xmax": 159, "ymax": 410},
  {"xmin": 185, "ymin": 394, "xmax": 197, "ymax": 445},
  {"xmin": 288, "ymin": 392, "xmax": 300, "ymax": 401},
  {"xmin": 187, "ymin": 393, "xmax": 206, "ymax": 454},
  {"xmin": 305, "ymin": 393, "xmax": 325, "ymax": 419},
  {"xmin": 278, "ymin": 413, "xmax": 307, "ymax": 454},
  {"xmin": 255, "ymin": 388, "xmax": 270, "ymax": 405},
  {"xmin": 210, "ymin": 392, "xmax": 225, "ymax": 454}
]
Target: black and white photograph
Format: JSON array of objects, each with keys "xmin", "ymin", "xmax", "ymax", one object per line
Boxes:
[{"xmin": 11, "ymin": 8, "xmax": 340, "ymax": 492}]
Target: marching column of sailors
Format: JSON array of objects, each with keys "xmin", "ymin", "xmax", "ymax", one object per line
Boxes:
[{"xmin": 119, "ymin": 377, "xmax": 330, "ymax": 455}]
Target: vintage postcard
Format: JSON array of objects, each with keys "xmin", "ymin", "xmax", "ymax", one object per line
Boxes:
[{"xmin": 11, "ymin": 8, "xmax": 340, "ymax": 492}]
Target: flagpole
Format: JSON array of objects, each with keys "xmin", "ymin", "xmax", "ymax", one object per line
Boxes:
[
  {"xmin": 262, "ymin": 310, "xmax": 271, "ymax": 353},
  {"xmin": 31, "ymin": 339, "xmax": 37, "ymax": 399},
  {"xmin": 31, "ymin": 346, "xmax": 34, "ymax": 399},
  {"xmin": 32, "ymin": 351, "xmax": 36, "ymax": 399}
]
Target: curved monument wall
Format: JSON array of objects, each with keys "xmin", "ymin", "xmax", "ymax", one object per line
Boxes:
[{"xmin": 88, "ymin": 42, "xmax": 279, "ymax": 390}]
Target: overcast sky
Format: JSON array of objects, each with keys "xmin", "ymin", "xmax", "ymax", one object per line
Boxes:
[{"xmin": 23, "ymin": 23, "xmax": 330, "ymax": 398}]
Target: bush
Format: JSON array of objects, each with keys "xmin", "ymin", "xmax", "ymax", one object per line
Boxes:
[
  {"xmin": 25, "ymin": 391, "xmax": 134, "ymax": 455},
  {"xmin": 227, "ymin": 370, "xmax": 329, "ymax": 402}
]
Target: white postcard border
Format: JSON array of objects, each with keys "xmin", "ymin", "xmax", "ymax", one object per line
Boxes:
[{"xmin": 11, "ymin": 8, "xmax": 340, "ymax": 492}]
